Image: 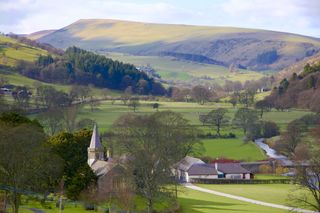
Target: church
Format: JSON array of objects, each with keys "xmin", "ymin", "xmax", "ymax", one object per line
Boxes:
[{"xmin": 87, "ymin": 124, "xmax": 118, "ymax": 180}]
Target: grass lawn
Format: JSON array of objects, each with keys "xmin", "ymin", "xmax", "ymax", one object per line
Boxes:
[
  {"xmin": 197, "ymin": 184, "xmax": 315, "ymax": 209},
  {"xmin": 200, "ymin": 138, "xmax": 266, "ymax": 161},
  {"xmin": 178, "ymin": 187, "xmax": 287, "ymax": 213},
  {"xmin": 19, "ymin": 202, "xmax": 93, "ymax": 213}
]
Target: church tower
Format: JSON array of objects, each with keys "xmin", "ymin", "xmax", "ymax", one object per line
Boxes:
[{"xmin": 88, "ymin": 124, "xmax": 105, "ymax": 166}]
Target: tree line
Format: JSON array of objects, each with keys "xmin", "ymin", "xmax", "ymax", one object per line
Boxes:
[
  {"xmin": 199, "ymin": 107, "xmax": 279, "ymax": 142},
  {"xmin": 17, "ymin": 47, "xmax": 166, "ymax": 95}
]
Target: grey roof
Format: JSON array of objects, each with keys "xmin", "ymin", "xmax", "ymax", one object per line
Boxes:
[
  {"xmin": 217, "ymin": 163, "xmax": 250, "ymax": 174},
  {"xmin": 89, "ymin": 124, "xmax": 102, "ymax": 149},
  {"xmin": 188, "ymin": 164, "xmax": 218, "ymax": 176},
  {"xmin": 91, "ymin": 160, "xmax": 116, "ymax": 177},
  {"xmin": 175, "ymin": 156, "xmax": 205, "ymax": 171},
  {"xmin": 188, "ymin": 163, "xmax": 251, "ymax": 176}
]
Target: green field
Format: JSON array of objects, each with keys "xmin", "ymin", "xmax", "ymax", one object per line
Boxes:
[
  {"xmin": 18, "ymin": 203, "xmax": 90, "ymax": 213},
  {"xmin": 13, "ymin": 183, "xmax": 312, "ymax": 213},
  {"xmin": 75, "ymin": 100, "xmax": 310, "ymax": 161},
  {"xmin": 178, "ymin": 187, "xmax": 287, "ymax": 213},
  {"xmin": 200, "ymin": 138, "xmax": 266, "ymax": 161},
  {"xmin": 0, "ymin": 35, "xmax": 48, "ymax": 66},
  {"xmin": 0, "ymin": 71, "xmax": 122, "ymax": 97},
  {"xmin": 196, "ymin": 184, "xmax": 315, "ymax": 210},
  {"xmin": 106, "ymin": 53, "xmax": 265, "ymax": 84},
  {"xmin": 79, "ymin": 101, "xmax": 309, "ymax": 129}
]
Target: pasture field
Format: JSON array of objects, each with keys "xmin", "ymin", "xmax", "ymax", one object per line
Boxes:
[
  {"xmin": 79, "ymin": 100, "xmax": 310, "ymax": 130},
  {"xmin": 178, "ymin": 187, "xmax": 287, "ymax": 213},
  {"xmin": 0, "ymin": 35, "xmax": 48, "ymax": 66},
  {"xmin": 200, "ymin": 138, "xmax": 266, "ymax": 161},
  {"xmin": 77, "ymin": 100, "xmax": 310, "ymax": 160},
  {"xmin": 197, "ymin": 184, "xmax": 315, "ymax": 210},
  {"xmin": 0, "ymin": 71, "xmax": 122, "ymax": 97},
  {"xmin": 105, "ymin": 53, "xmax": 265, "ymax": 84}
]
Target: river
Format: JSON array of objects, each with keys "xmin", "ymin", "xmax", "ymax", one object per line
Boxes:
[{"xmin": 255, "ymin": 138, "xmax": 288, "ymax": 160}]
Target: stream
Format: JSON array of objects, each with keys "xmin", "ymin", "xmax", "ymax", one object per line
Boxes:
[{"xmin": 255, "ymin": 138, "xmax": 288, "ymax": 160}]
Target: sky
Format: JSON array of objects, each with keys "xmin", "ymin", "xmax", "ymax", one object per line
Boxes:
[{"xmin": 1, "ymin": 0, "xmax": 320, "ymax": 38}]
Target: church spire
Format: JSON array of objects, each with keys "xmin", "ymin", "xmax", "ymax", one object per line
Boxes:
[
  {"xmin": 88, "ymin": 123, "xmax": 105, "ymax": 166},
  {"xmin": 89, "ymin": 124, "xmax": 102, "ymax": 149}
]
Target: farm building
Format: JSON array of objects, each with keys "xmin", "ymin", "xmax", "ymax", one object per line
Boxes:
[
  {"xmin": 174, "ymin": 156, "xmax": 206, "ymax": 182},
  {"xmin": 174, "ymin": 156, "xmax": 253, "ymax": 182}
]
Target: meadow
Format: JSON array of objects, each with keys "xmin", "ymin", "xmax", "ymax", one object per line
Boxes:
[
  {"xmin": 105, "ymin": 52, "xmax": 265, "ymax": 84},
  {"xmin": 0, "ymin": 35, "xmax": 48, "ymax": 66},
  {"xmin": 77, "ymin": 100, "xmax": 310, "ymax": 161}
]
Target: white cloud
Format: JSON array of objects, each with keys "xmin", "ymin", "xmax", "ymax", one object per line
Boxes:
[
  {"xmin": 216, "ymin": 0, "xmax": 319, "ymax": 36},
  {"xmin": 0, "ymin": 0, "xmax": 196, "ymax": 33}
]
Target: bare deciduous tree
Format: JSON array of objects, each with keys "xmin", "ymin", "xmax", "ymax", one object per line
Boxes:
[{"xmin": 112, "ymin": 111, "xmax": 200, "ymax": 212}]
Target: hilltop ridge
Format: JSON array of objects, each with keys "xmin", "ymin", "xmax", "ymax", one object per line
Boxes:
[{"xmin": 31, "ymin": 19, "xmax": 320, "ymax": 71}]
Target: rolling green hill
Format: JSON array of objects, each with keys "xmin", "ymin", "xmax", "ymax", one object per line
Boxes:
[
  {"xmin": 0, "ymin": 34, "xmax": 48, "ymax": 66},
  {"xmin": 34, "ymin": 19, "xmax": 320, "ymax": 71}
]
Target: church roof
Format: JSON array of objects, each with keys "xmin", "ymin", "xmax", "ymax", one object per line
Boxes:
[
  {"xmin": 89, "ymin": 124, "xmax": 102, "ymax": 149},
  {"xmin": 91, "ymin": 160, "xmax": 115, "ymax": 176}
]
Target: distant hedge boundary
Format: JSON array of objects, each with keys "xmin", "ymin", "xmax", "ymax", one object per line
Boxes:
[{"xmin": 191, "ymin": 179, "xmax": 292, "ymax": 184}]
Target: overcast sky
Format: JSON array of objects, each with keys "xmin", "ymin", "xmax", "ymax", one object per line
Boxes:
[{"xmin": 1, "ymin": 0, "xmax": 320, "ymax": 37}]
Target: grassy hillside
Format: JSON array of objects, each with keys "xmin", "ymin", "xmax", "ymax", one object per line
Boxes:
[
  {"xmin": 27, "ymin": 30, "xmax": 56, "ymax": 40},
  {"xmin": 277, "ymin": 51, "xmax": 320, "ymax": 81},
  {"xmin": 35, "ymin": 19, "xmax": 320, "ymax": 71},
  {"xmin": 105, "ymin": 52, "xmax": 265, "ymax": 84},
  {"xmin": 0, "ymin": 34, "xmax": 47, "ymax": 66}
]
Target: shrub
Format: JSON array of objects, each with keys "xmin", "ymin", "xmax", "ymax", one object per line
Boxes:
[
  {"xmin": 259, "ymin": 164, "xmax": 272, "ymax": 174},
  {"xmin": 275, "ymin": 166, "xmax": 289, "ymax": 175},
  {"xmin": 261, "ymin": 121, "xmax": 280, "ymax": 138}
]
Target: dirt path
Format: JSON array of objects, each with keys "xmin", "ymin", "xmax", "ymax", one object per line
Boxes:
[{"xmin": 184, "ymin": 183, "xmax": 318, "ymax": 213}]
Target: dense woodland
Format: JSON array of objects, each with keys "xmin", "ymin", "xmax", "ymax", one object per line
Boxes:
[{"xmin": 17, "ymin": 47, "xmax": 166, "ymax": 95}]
